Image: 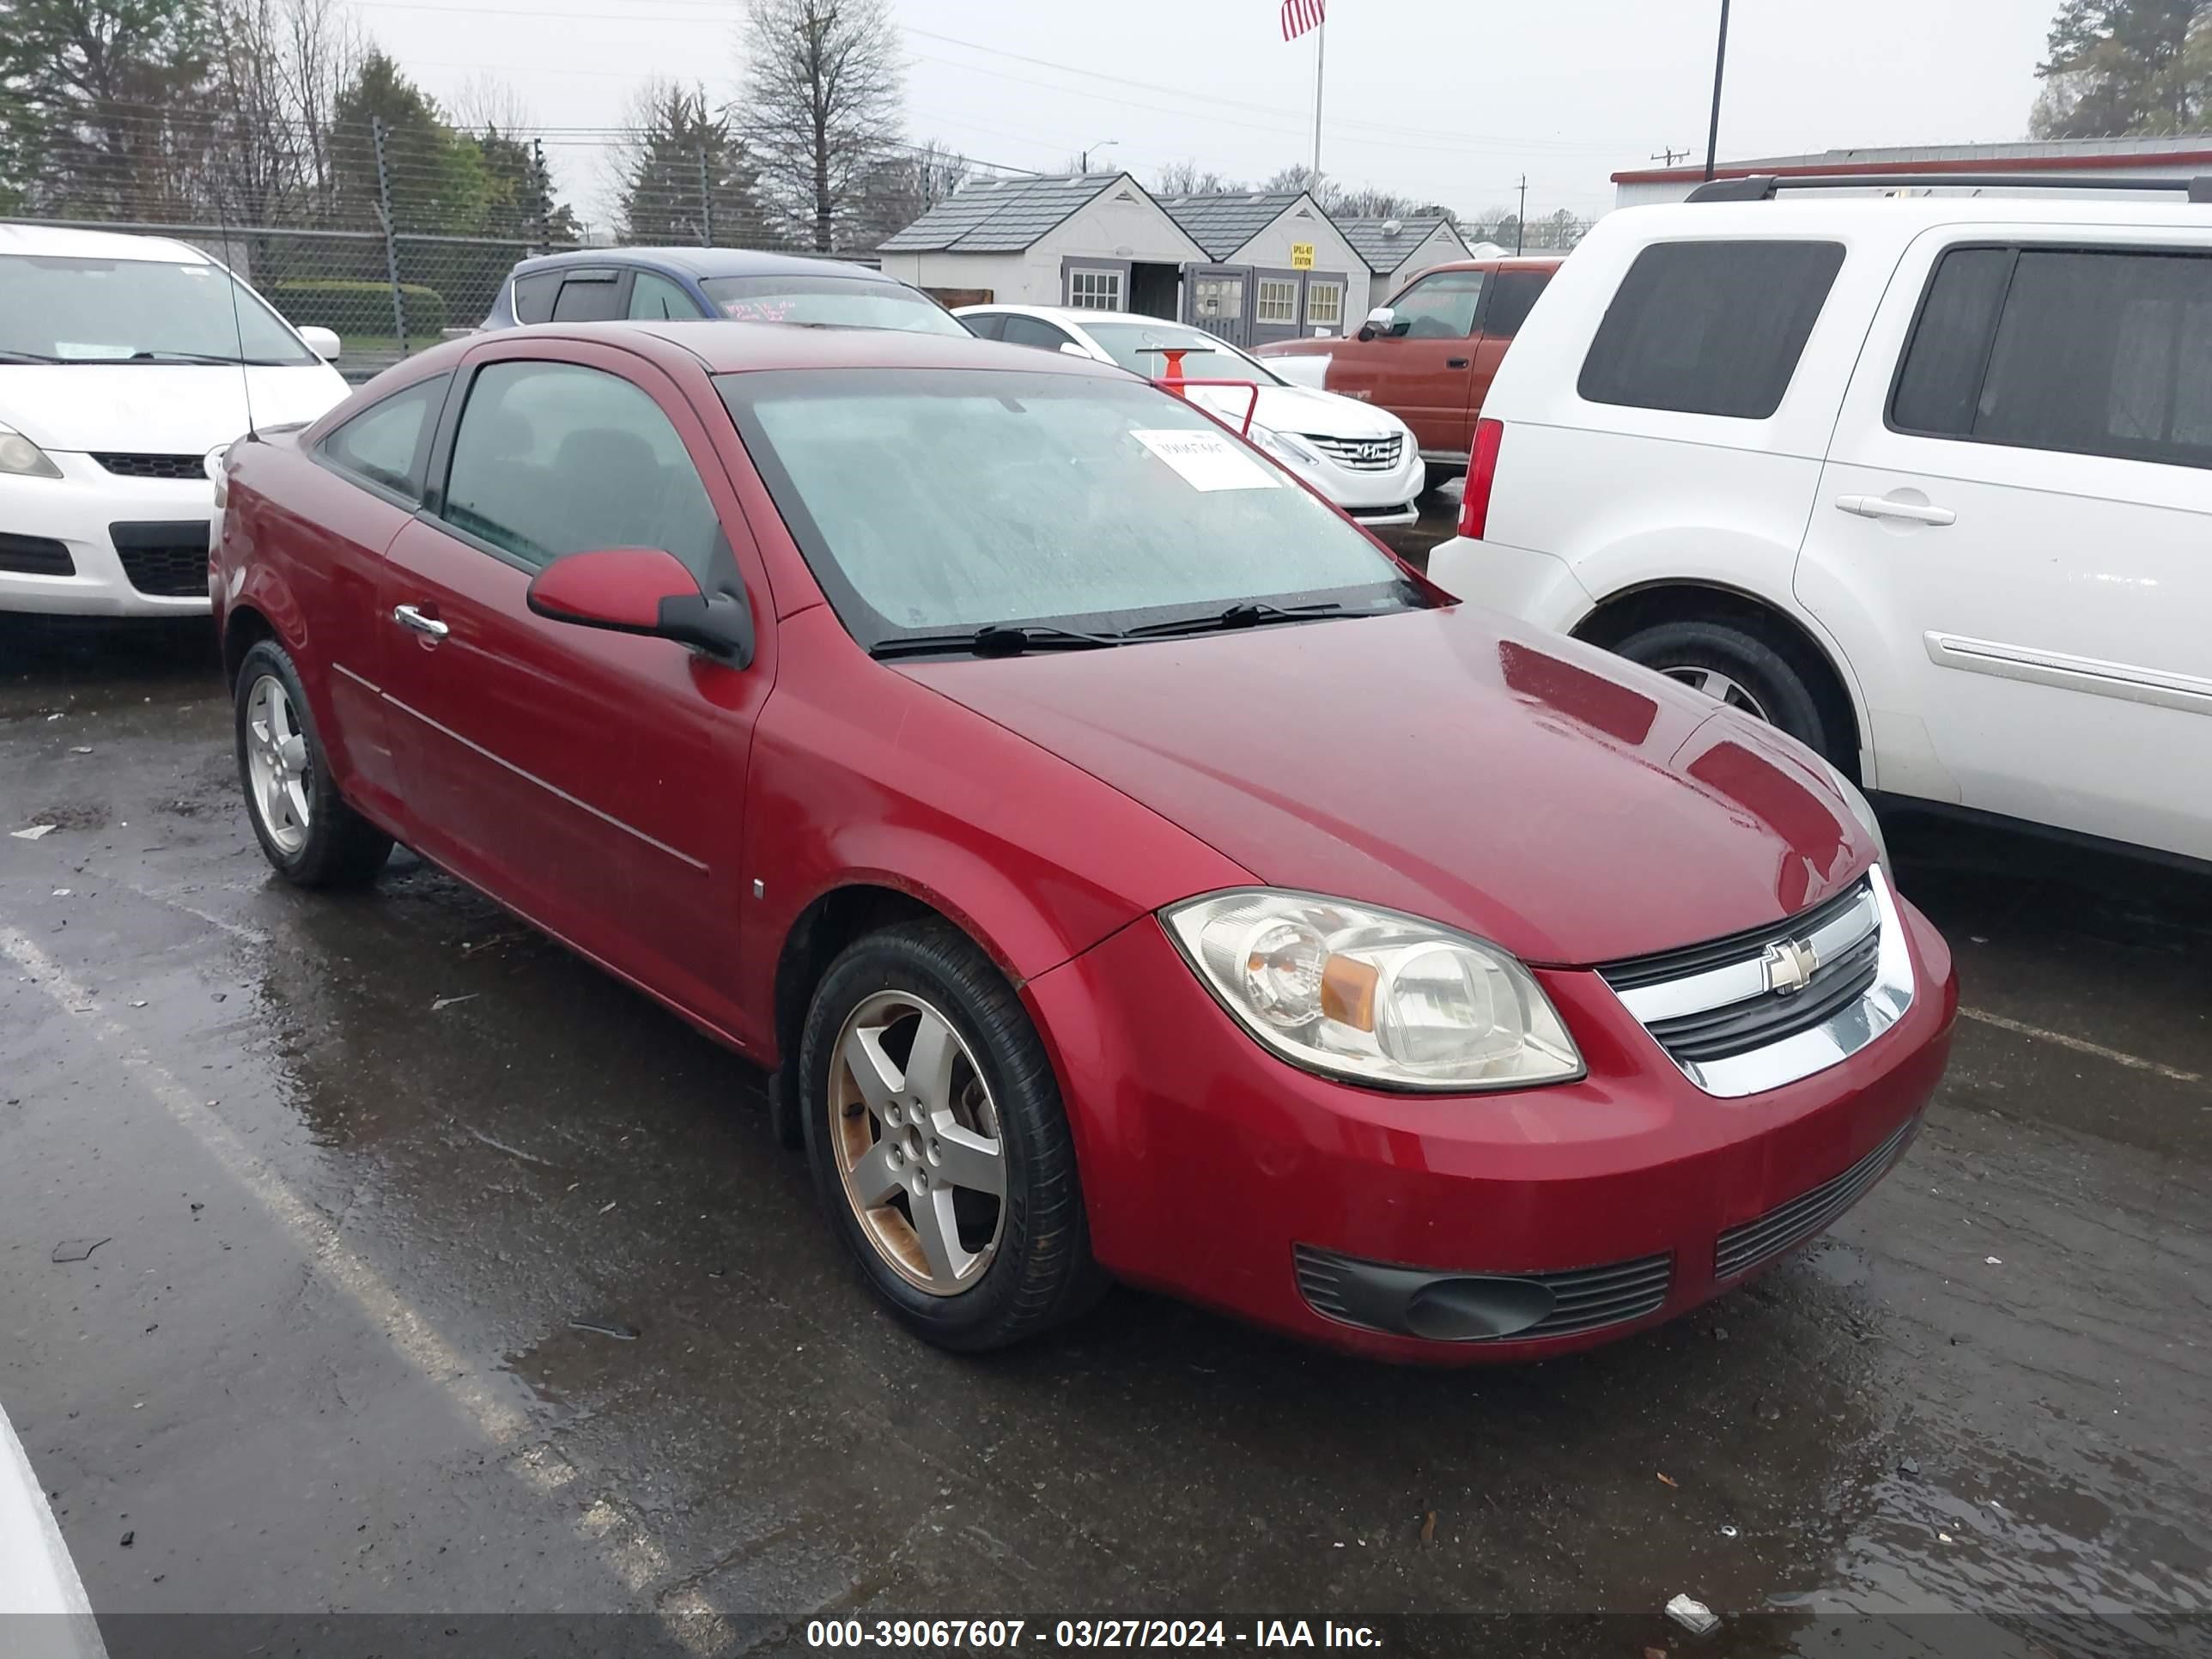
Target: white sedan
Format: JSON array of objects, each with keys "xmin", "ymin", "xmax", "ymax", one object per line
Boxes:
[
  {"xmin": 1, "ymin": 224, "xmax": 350, "ymax": 617},
  {"xmin": 957, "ymin": 306, "xmax": 1426, "ymax": 526},
  {"xmin": 1, "ymin": 1403, "xmax": 104, "ymax": 1657}
]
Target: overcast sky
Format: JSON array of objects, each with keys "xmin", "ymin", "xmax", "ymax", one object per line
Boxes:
[{"xmin": 344, "ymin": 0, "xmax": 2056, "ymax": 226}]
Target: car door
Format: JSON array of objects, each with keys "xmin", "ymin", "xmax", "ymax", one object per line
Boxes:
[
  {"xmin": 1321, "ymin": 267, "xmax": 1487, "ymax": 456},
  {"xmin": 1796, "ymin": 229, "xmax": 2212, "ymax": 860},
  {"xmin": 377, "ymin": 337, "xmax": 772, "ymax": 1030},
  {"xmin": 292, "ymin": 368, "xmax": 453, "ymax": 820}
]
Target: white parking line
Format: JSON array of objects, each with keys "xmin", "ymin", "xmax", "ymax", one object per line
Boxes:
[
  {"xmin": 0, "ymin": 925, "xmax": 723, "ymax": 1649},
  {"xmin": 1959, "ymin": 1005, "xmax": 2204, "ymax": 1085}
]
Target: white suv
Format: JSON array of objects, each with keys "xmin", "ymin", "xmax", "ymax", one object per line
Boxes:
[{"xmin": 1429, "ymin": 179, "xmax": 2212, "ymax": 866}]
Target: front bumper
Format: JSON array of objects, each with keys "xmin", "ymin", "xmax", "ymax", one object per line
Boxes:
[
  {"xmin": 1024, "ymin": 896, "xmax": 1957, "ymax": 1364},
  {"xmin": 0, "ymin": 453, "xmax": 215, "ymax": 617},
  {"xmin": 1284, "ymin": 444, "xmax": 1426, "ymax": 524}
]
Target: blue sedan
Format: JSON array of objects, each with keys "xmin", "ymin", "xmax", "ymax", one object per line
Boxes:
[{"xmin": 483, "ymin": 246, "xmax": 973, "ymax": 336}]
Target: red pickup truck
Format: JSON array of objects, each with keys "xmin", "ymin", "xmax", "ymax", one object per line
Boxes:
[{"xmin": 1255, "ymin": 255, "xmax": 1562, "ymax": 477}]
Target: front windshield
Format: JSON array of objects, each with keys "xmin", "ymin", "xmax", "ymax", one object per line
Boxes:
[
  {"xmin": 0, "ymin": 253, "xmax": 313, "ymax": 364},
  {"xmin": 717, "ymin": 368, "xmax": 1417, "ymax": 649},
  {"xmin": 1078, "ymin": 319, "xmax": 1286, "ymax": 386},
  {"xmin": 698, "ymin": 274, "xmax": 969, "ymax": 336}
]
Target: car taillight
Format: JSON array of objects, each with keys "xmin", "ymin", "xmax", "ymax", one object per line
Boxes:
[{"xmin": 1458, "ymin": 417, "xmax": 1504, "ymax": 541}]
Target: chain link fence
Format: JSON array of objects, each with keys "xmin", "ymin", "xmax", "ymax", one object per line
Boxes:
[{"xmin": 2, "ymin": 102, "xmax": 873, "ymax": 380}]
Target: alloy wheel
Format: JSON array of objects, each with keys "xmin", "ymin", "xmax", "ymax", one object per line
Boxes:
[
  {"xmin": 244, "ymin": 673, "xmax": 313, "ymax": 854},
  {"xmin": 829, "ymin": 990, "xmax": 1006, "ymax": 1297},
  {"xmin": 1663, "ymin": 665, "xmax": 1771, "ymax": 722}
]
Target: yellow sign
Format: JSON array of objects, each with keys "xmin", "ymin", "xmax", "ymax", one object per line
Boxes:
[{"xmin": 1290, "ymin": 242, "xmax": 1316, "ymax": 270}]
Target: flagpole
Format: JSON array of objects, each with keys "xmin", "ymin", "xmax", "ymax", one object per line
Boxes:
[{"xmin": 1310, "ymin": 17, "xmax": 1326, "ymax": 188}]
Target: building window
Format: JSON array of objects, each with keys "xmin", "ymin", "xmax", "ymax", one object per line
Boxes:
[
  {"xmin": 1256, "ymin": 278, "xmax": 1298, "ymax": 324},
  {"xmin": 1305, "ymin": 281, "xmax": 1343, "ymax": 327},
  {"xmin": 1066, "ymin": 268, "xmax": 1123, "ymax": 310}
]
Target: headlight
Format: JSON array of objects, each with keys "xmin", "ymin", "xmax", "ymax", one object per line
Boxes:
[
  {"xmin": 1251, "ymin": 426, "xmax": 1322, "ymax": 468},
  {"xmin": 0, "ymin": 422, "xmax": 62, "ymax": 479},
  {"xmin": 1162, "ymin": 890, "xmax": 1583, "ymax": 1091},
  {"xmin": 1820, "ymin": 759, "xmax": 1888, "ymax": 871}
]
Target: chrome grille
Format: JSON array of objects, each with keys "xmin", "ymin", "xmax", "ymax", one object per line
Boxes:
[
  {"xmin": 1299, "ymin": 432, "xmax": 1403, "ymax": 471},
  {"xmin": 1715, "ymin": 1114, "xmax": 1919, "ymax": 1280},
  {"xmin": 94, "ymin": 453, "xmax": 206, "ymax": 480},
  {"xmin": 1599, "ymin": 868, "xmax": 1914, "ymax": 1097}
]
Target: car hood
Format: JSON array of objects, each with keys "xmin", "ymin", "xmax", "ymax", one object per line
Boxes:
[
  {"xmin": 0, "ymin": 362, "xmax": 349, "ymax": 453},
  {"xmin": 900, "ymin": 606, "xmax": 1874, "ymax": 967},
  {"xmin": 1189, "ymin": 380, "xmax": 1398, "ymax": 440}
]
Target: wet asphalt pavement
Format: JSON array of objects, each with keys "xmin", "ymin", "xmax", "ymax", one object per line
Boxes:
[{"xmin": 2, "ymin": 505, "xmax": 2209, "ymax": 1656}]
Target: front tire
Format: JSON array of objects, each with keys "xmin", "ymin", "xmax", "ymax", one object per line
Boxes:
[
  {"xmin": 1613, "ymin": 618, "xmax": 1845, "ymax": 765},
  {"xmin": 799, "ymin": 920, "xmax": 1103, "ymax": 1351},
  {"xmin": 234, "ymin": 639, "xmax": 393, "ymax": 888}
]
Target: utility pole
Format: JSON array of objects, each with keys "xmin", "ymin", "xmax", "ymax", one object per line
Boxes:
[
  {"xmin": 1704, "ymin": 0, "xmax": 1733, "ymax": 182},
  {"xmin": 1310, "ymin": 17, "xmax": 1326, "ymax": 191},
  {"xmin": 1515, "ymin": 175, "xmax": 1527, "ymax": 255},
  {"xmin": 1651, "ymin": 146, "xmax": 1689, "ymax": 167}
]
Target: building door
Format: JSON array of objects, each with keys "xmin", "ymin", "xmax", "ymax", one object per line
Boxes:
[
  {"xmin": 1249, "ymin": 268, "xmax": 1305, "ymax": 347},
  {"xmin": 1182, "ymin": 264, "xmax": 1249, "ymax": 346}
]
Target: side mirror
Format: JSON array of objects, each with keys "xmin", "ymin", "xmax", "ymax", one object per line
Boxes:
[
  {"xmin": 526, "ymin": 547, "xmax": 754, "ymax": 667},
  {"xmin": 298, "ymin": 325, "xmax": 342, "ymax": 362},
  {"xmin": 1058, "ymin": 341, "xmax": 1093, "ymax": 358},
  {"xmin": 1357, "ymin": 306, "xmax": 1399, "ymax": 343}
]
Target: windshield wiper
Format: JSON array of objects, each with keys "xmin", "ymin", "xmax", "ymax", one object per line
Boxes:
[
  {"xmin": 1121, "ymin": 600, "xmax": 1351, "ymax": 641},
  {"xmin": 871, "ymin": 623, "xmax": 1125, "ymax": 660},
  {"xmin": 125, "ymin": 349, "xmax": 247, "ymax": 365},
  {"xmin": 0, "ymin": 349, "xmax": 68, "ymax": 364}
]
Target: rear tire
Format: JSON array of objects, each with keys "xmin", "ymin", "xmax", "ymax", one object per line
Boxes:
[
  {"xmin": 234, "ymin": 640, "xmax": 394, "ymax": 889},
  {"xmin": 799, "ymin": 920, "xmax": 1105, "ymax": 1351},
  {"xmin": 1613, "ymin": 618, "xmax": 1844, "ymax": 765}
]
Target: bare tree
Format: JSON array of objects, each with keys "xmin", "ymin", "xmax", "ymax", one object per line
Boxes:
[
  {"xmin": 733, "ymin": 0, "xmax": 903, "ymax": 251},
  {"xmin": 1154, "ymin": 160, "xmax": 1242, "ymax": 195},
  {"xmin": 452, "ymin": 72, "xmax": 532, "ymax": 135}
]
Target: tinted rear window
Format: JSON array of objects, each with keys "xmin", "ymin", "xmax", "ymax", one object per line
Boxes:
[
  {"xmin": 511, "ymin": 271, "xmax": 559, "ymax": 325},
  {"xmin": 551, "ymin": 274, "xmax": 624, "ymax": 322},
  {"xmin": 1892, "ymin": 245, "xmax": 2212, "ymax": 470},
  {"xmin": 1577, "ymin": 240, "xmax": 1844, "ymax": 419}
]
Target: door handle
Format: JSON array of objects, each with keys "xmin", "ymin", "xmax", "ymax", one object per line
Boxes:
[
  {"xmin": 392, "ymin": 604, "xmax": 449, "ymax": 639},
  {"xmin": 1446, "ymin": 357, "xmax": 1471, "ymax": 369},
  {"xmin": 1835, "ymin": 494, "xmax": 1956, "ymax": 526}
]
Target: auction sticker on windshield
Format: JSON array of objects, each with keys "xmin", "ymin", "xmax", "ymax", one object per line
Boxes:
[{"xmin": 1131, "ymin": 428, "xmax": 1279, "ymax": 492}]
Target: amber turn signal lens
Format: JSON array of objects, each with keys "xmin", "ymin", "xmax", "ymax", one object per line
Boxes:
[{"xmin": 1320, "ymin": 953, "xmax": 1380, "ymax": 1031}]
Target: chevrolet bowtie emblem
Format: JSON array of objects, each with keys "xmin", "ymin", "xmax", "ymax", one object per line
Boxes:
[{"xmin": 1760, "ymin": 937, "xmax": 1821, "ymax": 995}]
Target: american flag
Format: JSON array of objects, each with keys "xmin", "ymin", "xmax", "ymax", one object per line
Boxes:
[{"xmin": 1280, "ymin": 0, "xmax": 1324, "ymax": 41}]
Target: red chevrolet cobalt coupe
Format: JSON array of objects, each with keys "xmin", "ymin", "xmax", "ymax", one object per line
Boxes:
[{"xmin": 211, "ymin": 322, "xmax": 1956, "ymax": 1361}]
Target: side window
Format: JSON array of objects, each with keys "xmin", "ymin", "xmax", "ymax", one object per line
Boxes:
[
  {"xmin": 550, "ymin": 272, "xmax": 624, "ymax": 322},
  {"xmin": 511, "ymin": 272, "xmax": 559, "ymax": 325},
  {"xmin": 1894, "ymin": 246, "xmax": 2212, "ymax": 469},
  {"xmin": 1577, "ymin": 240, "xmax": 1844, "ymax": 419},
  {"xmin": 1000, "ymin": 315, "xmax": 1075, "ymax": 352},
  {"xmin": 1480, "ymin": 269, "xmax": 1551, "ymax": 340},
  {"xmin": 440, "ymin": 361, "xmax": 728, "ymax": 582},
  {"xmin": 319, "ymin": 373, "xmax": 448, "ymax": 501},
  {"xmin": 629, "ymin": 270, "xmax": 703, "ymax": 320},
  {"xmin": 1388, "ymin": 271, "xmax": 1486, "ymax": 338},
  {"xmin": 961, "ymin": 313, "xmax": 1006, "ymax": 340}
]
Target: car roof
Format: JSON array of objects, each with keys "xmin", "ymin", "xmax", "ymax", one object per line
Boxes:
[
  {"xmin": 455, "ymin": 319, "xmax": 1131, "ymax": 379},
  {"xmin": 1419, "ymin": 255, "xmax": 1567, "ymax": 275},
  {"xmin": 1606, "ymin": 193, "xmax": 2212, "ymax": 242},
  {"xmin": 511, "ymin": 246, "xmax": 895, "ymax": 283},
  {"xmin": 0, "ymin": 222, "xmax": 212, "ymax": 264},
  {"xmin": 956, "ymin": 305, "xmax": 1201, "ymax": 330}
]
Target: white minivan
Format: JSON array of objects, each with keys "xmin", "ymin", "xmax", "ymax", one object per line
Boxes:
[
  {"xmin": 1429, "ymin": 179, "xmax": 2212, "ymax": 866},
  {"xmin": 1, "ymin": 224, "xmax": 350, "ymax": 617}
]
